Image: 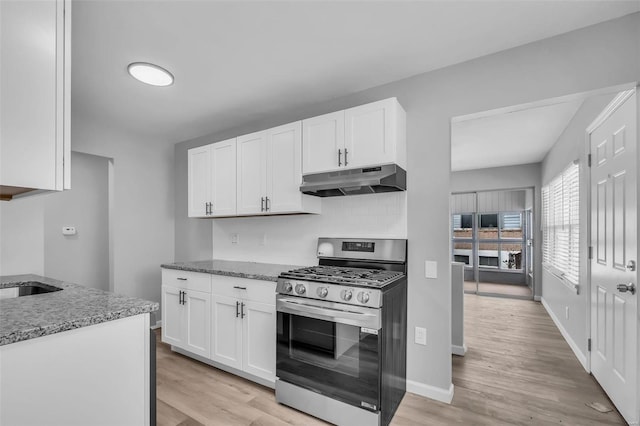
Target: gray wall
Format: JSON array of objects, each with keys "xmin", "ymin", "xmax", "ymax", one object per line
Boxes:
[
  {"xmin": 43, "ymin": 152, "xmax": 110, "ymax": 291},
  {"xmin": 541, "ymin": 92, "xmax": 618, "ymax": 361},
  {"xmin": 174, "ymin": 13, "xmax": 640, "ymax": 397}
]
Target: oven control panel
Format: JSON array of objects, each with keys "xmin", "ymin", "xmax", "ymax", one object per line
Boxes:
[{"xmin": 276, "ymin": 279, "xmax": 382, "ymax": 307}]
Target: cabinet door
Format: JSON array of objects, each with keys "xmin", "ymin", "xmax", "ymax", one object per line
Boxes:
[
  {"xmin": 242, "ymin": 301, "xmax": 276, "ymax": 382},
  {"xmin": 236, "ymin": 131, "xmax": 267, "ymax": 215},
  {"xmin": 161, "ymin": 286, "xmax": 183, "ymax": 347},
  {"xmin": 183, "ymin": 289, "xmax": 211, "ymax": 358},
  {"xmin": 211, "ymin": 295, "xmax": 242, "ymax": 370},
  {"xmin": 266, "ymin": 122, "xmax": 302, "ymax": 213},
  {"xmin": 0, "ymin": 0, "xmax": 66, "ymax": 191},
  {"xmin": 211, "ymin": 138, "xmax": 237, "ymax": 217},
  {"xmin": 302, "ymin": 111, "xmax": 345, "ymax": 174},
  {"xmin": 344, "ymin": 98, "xmax": 397, "ymax": 169},
  {"xmin": 187, "ymin": 145, "xmax": 212, "ymax": 217}
]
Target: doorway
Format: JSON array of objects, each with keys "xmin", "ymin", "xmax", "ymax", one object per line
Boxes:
[{"xmin": 452, "ymin": 188, "xmax": 533, "ymax": 299}]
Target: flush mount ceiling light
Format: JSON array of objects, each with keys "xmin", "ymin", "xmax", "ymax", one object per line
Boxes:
[{"xmin": 127, "ymin": 62, "xmax": 174, "ymax": 86}]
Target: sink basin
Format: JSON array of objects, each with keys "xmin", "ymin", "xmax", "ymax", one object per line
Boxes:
[{"xmin": 0, "ymin": 282, "xmax": 63, "ymax": 300}]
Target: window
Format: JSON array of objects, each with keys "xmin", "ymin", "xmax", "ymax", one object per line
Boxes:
[
  {"xmin": 480, "ymin": 214, "xmax": 498, "ymax": 228},
  {"xmin": 542, "ymin": 163, "xmax": 580, "ymax": 284}
]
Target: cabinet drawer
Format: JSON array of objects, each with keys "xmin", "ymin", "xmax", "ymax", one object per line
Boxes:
[
  {"xmin": 162, "ymin": 269, "xmax": 211, "ymax": 293},
  {"xmin": 211, "ymin": 276, "xmax": 276, "ymax": 305}
]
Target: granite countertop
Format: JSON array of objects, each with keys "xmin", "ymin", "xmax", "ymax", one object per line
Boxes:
[
  {"xmin": 161, "ymin": 259, "xmax": 307, "ymax": 282},
  {"xmin": 0, "ymin": 274, "xmax": 159, "ymax": 346}
]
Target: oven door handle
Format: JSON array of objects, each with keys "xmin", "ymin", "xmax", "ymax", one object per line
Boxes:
[{"xmin": 277, "ymin": 298, "xmax": 380, "ymax": 329}]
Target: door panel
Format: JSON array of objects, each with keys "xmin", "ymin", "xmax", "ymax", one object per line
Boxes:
[
  {"xmin": 162, "ymin": 286, "xmax": 183, "ymax": 347},
  {"xmin": 237, "ymin": 132, "xmax": 266, "ymax": 215},
  {"xmin": 267, "ymin": 122, "xmax": 302, "ymax": 213},
  {"xmin": 302, "ymin": 111, "xmax": 344, "ymax": 174},
  {"xmin": 242, "ymin": 301, "xmax": 276, "ymax": 381},
  {"xmin": 184, "ymin": 290, "xmax": 211, "ymax": 358},
  {"xmin": 211, "ymin": 295, "xmax": 242, "ymax": 369},
  {"xmin": 345, "ymin": 99, "xmax": 394, "ymax": 169},
  {"xmin": 590, "ymin": 91, "xmax": 637, "ymax": 424},
  {"xmin": 211, "ymin": 138, "xmax": 237, "ymax": 216},
  {"xmin": 187, "ymin": 145, "xmax": 211, "ymax": 217}
]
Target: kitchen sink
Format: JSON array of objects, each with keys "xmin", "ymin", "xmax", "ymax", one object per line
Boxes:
[{"xmin": 0, "ymin": 282, "xmax": 63, "ymax": 299}]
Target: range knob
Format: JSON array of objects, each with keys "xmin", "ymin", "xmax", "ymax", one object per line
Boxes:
[
  {"xmin": 341, "ymin": 289, "xmax": 353, "ymax": 301},
  {"xmin": 357, "ymin": 291, "xmax": 370, "ymax": 304},
  {"xmin": 295, "ymin": 284, "xmax": 306, "ymax": 295},
  {"xmin": 282, "ymin": 281, "xmax": 293, "ymax": 293},
  {"xmin": 317, "ymin": 287, "xmax": 328, "ymax": 298}
]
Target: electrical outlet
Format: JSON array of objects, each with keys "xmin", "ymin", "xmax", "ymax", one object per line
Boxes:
[
  {"xmin": 415, "ymin": 327, "xmax": 427, "ymax": 345},
  {"xmin": 565, "ymin": 306, "xmax": 569, "ymax": 320},
  {"xmin": 231, "ymin": 233, "xmax": 239, "ymax": 244},
  {"xmin": 425, "ymin": 261, "xmax": 437, "ymax": 279}
]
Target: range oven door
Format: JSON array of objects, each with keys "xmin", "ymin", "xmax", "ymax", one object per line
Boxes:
[{"xmin": 276, "ymin": 295, "xmax": 382, "ymax": 412}]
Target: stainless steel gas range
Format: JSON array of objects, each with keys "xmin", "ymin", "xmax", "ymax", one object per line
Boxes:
[{"xmin": 275, "ymin": 238, "xmax": 407, "ymax": 426}]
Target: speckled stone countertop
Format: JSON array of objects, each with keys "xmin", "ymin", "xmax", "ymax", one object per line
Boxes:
[
  {"xmin": 161, "ymin": 259, "xmax": 307, "ymax": 282},
  {"xmin": 0, "ymin": 274, "xmax": 159, "ymax": 346}
]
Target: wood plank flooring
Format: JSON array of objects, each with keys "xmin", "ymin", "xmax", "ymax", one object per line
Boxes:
[{"xmin": 155, "ymin": 294, "xmax": 625, "ymax": 425}]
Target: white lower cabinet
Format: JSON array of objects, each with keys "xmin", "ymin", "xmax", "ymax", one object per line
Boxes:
[
  {"xmin": 161, "ymin": 269, "xmax": 212, "ymax": 359},
  {"xmin": 211, "ymin": 277, "xmax": 276, "ymax": 383},
  {"xmin": 162, "ymin": 269, "xmax": 276, "ymax": 386}
]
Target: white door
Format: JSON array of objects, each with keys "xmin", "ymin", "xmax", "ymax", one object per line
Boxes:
[
  {"xmin": 211, "ymin": 295, "xmax": 243, "ymax": 369},
  {"xmin": 590, "ymin": 90, "xmax": 638, "ymax": 424},
  {"xmin": 187, "ymin": 145, "xmax": 212, "ymax": 217},
  {"xmin": 344, "ymin": 98, "xmax": 396, "ymax": 169},
  {"xmin": 183, "ymin": 289, "xmax": 211, "ymax": 358},
  {"xmin": 211, "ymin": 138, "xmax": 237, "ymax": 217},
  {"xmin": 267, "ymin": 121, "xmax": 302, "ymax": 213},
  {"xmin": 242, "ymin": 300, "xmax": 276, "ymax": 381},
  {"xmin": 302, "ymin": 111, "xmax": 345, "ymax": 174},
  {"xmin": 161, "ymin": 285, "xmax": 183, "ymax": 347},
  {"xmin": 236, "ymin": 131, "xmax": 267, "ymax": 215}
]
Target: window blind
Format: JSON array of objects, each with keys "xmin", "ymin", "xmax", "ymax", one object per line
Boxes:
[{"xmin": 542, "ymin": 163, "xmax": 580, "ymax": 284}]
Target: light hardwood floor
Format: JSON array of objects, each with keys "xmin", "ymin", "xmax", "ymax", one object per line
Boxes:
[{"xmin": 156, "ymin": 295, "xmax": 625, "ymax": 425}]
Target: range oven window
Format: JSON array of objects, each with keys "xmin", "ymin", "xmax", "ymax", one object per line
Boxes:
[{"xmin": 277, "ymin": 311, "xmax": 381, "ymax": 409}]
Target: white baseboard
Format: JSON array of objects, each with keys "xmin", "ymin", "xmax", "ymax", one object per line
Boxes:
[
  {"xmin": 534, "ymin": 295, "xmax": 541, "ymax": 302},
  {"xmin": 540, "ymin": 297, "xmax": 588, "ymax": 371},
  {"xmin": 452, "ymin": 344, "xmax": 467, "ymax": 356},
  {"xmin": 150, "ymin": 320, "xmax": 162, "ymax": 330},
  {"xmin": 407, "ymin": 380, "xmax": 454, "ymax": 404}
]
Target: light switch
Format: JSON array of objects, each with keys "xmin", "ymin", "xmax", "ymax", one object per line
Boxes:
[
  {"xmin": 415, "ymin": 327, "xmax": 427, "ymax": 345},
  {"xmin": 62, "ymin": 226, "xmax": 76, "ymax": 236},
  {"xmin": 425, "ymin": 260, "xmax": 438, "ymax": 279},
  {"xmin": 231, "ymin": 233, "xmax": 239, "ymax": 244}
]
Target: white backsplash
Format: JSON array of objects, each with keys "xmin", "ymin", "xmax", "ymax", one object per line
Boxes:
[{"xmin": 212, "ymin": 191, "xmax": 407, "ymax": 266}]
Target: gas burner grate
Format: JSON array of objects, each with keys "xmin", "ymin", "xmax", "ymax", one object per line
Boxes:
[{"xmin": 281, "ymin": 265, "xmax": 403, "ymax": 287}]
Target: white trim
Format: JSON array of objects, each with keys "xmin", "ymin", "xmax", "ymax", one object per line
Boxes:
[
  {"xmin": 541, "ymin": 297, "xmax": 588, "ymax": 372},
  {"xmin": 151, "ymin": 320, "xmax": 162, "ymax": 330},
  {"xmin": 406, "ymin": 380, "xmax": 454, "ymax": 404},
  {"xmin": 452, "ymin": 344, "xmax": 467, "ymax": 356},
  {"xmin": 586, "ymin": 88, "xmax": 636, "ymax": 133}
]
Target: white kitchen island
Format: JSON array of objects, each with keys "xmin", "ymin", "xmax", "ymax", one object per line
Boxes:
[{"xmin": 0, "ymin": 274, "xmax": 158, "ymax": 426}]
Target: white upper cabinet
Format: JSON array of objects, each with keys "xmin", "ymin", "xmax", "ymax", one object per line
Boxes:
[
  {"xmin": 0, "ymin": 0, "xmax": 71, "ymax": 200},
  {"xmin": 187, "ymin": 138, "xmax": 237, "ymax": 218},
  {"xmin": 302, "ymin": 98, "xmax": 406, "ymax": 175},
  {"xmin": 236, "ymin": 131, "xmax": 268, "ymax": 215},
  {"xmin": 236, "ymin": 121, "xmax": 320, "ymax": 216},
  {"xmin": 302, "ymin": 111, "xmax": 345, "ymax": 174}
]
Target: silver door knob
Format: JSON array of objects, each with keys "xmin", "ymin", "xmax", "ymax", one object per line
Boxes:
[{"xmin": 617, "ymin": 283, "xmax": 636, "ymax": 295}]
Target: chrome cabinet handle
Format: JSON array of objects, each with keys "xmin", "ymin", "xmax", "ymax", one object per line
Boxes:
[
  {"xmin": 236, "ymin": 301, "xmax": 240, "ymax": 318},
  {"xmin": 344, "ymin": 148, "xmax": 348, "ymax": 166},
  {"xmin": 179, "ymin": 290, "xmax": 184, "ymax": 305},
  {"xmin": 338, "ymin": 149, "xmax": 342, "ymax": 166},
  {"xmin": 261, "ymin": 197, "xmax": 265, "ymax": 212},
  {"xmin": 241, "ymin": 302, "xmax": 245, "ymax": 318},
  {"xmin": 617, "ymin": 283, "xmax": 636, "ymax": 295},
  {"xmin": 233, "ymin": 286, "xmax": 247, "ymax": 290},
  {"xmin": 266, "ymin": 197, "xmax": 270, "ymax": 211},
  {"xmin": 177, "ymin": 277, "xmax": 187, "ymax": 281}
]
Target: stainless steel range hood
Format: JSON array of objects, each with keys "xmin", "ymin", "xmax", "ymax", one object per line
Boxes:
[{"xmin": 300, "ymin": 164, "xmax": 406, "ymax": 197}]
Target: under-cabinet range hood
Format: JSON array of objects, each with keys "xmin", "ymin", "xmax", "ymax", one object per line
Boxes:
[{"xmin": 300, "ymin": 164, "xmax": 406, "ymax": 197}]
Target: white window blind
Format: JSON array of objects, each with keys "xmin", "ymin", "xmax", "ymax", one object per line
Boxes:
[{"xmin": 542, "ymin": 163, "xmax": 580, "ymax": 284}]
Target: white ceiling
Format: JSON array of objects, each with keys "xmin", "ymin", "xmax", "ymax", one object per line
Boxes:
[
  {"xmin": 71, "ymin": 1, "xmax": 640, "ymax": 143},
  {"xmin": 451, "ymin": 100, "xmax": 584, "ymax": 172}
]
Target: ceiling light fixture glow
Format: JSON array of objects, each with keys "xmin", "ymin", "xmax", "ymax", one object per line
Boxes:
[{"xmin": 127, "ymin": 62, "xmax": 174, "ymax": 86}]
